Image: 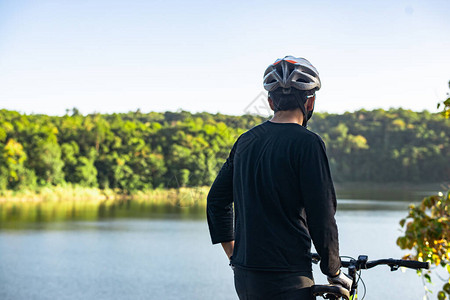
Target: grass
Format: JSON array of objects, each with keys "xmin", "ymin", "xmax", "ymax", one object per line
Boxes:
[{"xmin": 0, "ymin": 185, "xmax": 210, "ymax": 206}]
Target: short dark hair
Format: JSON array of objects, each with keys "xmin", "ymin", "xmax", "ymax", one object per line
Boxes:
[{"xmin": 269, "ymin": 88, "xmax": 314, "ymax": 113}]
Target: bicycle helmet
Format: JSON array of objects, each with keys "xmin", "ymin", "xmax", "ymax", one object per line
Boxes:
[
  {"xmin": 263, "ymin": 56, "xmax": 321, "ymax": 93},
  {"xmin": 263, "ymin": 56, "xmax": 321, "ymax": 127}
]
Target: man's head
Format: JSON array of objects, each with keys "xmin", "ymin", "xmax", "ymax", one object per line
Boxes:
[{"xmin": 263, "ymin": 56, "xmax": 321, "ymax": 126}]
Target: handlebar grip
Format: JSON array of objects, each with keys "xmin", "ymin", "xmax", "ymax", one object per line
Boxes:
[{"xmin": 398, "ymin": 260, "xmax": 430, "ymax": 270}]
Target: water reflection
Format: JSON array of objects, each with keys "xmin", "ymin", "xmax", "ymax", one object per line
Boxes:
[
  {"xmin": 335, "ymin": 185, "xmax": 441, "ymax": 202},
  {"xmin": 0, "ymin": 199, "xmax": 206, "ymax": 229},
  {"xmin": 337, "ymin": 199, "xmax": 413, "ymax": 211},
  {"xmin": 0, "ymin": 190, "xmax": 425, "ymax": 230}
]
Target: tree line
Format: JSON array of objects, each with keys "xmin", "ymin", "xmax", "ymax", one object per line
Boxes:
[{"xmin": 0, "ymin": 108, "xmax": 448, "ymax": 192}]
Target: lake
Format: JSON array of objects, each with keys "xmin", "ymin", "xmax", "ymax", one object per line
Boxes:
[{"xmin": 0, "ymin": 188, "xmax": 442, "ymax": 299}]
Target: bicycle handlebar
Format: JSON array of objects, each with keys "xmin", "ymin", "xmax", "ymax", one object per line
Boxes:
[
  {"xmin": 341, "ymin": 258, "xmax": 430, "ymax": 270},
  {"xmin": 311, "ymin": 254, "xmax": 429, "ymax": 300},
  {"xmin": 312, "ymin": 253, "xmax": 430, "ymax": 271}
]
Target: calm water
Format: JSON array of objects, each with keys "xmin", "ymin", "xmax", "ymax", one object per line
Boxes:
[{"xmin": 0, "ymin": 189, "xmax": 440, "ymax": 300}]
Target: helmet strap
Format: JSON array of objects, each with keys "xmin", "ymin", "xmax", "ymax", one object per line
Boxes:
[{"xmin": 294, "ymin": 93, "xmax": 309, "ymax": 127}]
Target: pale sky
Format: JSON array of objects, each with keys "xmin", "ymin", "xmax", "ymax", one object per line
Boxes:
[{"xmin": 0, "ymin": 0, "xmax": 449, "ymax": 116}]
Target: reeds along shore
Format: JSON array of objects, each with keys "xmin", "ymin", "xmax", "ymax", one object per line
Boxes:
[{"xmin": 0, "ymin": 185, "xmax": 210, "ymax": 206}]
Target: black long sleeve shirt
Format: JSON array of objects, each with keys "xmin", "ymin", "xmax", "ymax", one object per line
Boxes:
[{"xmin": 207, "ymin": 121, "xmax": 340, "ymax": 277}]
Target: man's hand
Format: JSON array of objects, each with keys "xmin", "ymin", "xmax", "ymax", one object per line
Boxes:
[
  {"xmin": 221, "ymin": 241, "xmax": 234, "ymax": 260},
  {"xmin": 327, "ymin": 270, "xmax": 352, "ymax": 291}
]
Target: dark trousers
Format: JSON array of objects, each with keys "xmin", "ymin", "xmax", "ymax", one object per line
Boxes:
[{"xmin": 233, "ymin": 267, "xmax": 316, "ymax": 300}]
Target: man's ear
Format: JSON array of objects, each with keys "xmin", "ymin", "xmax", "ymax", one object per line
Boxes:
[
  {"xmin": 268, "ymin": 97, "xmax": 275, "ymax": 111},
  {"xmin": 306, "ymin": 96, "xmax": 315, "ymax": 111}
]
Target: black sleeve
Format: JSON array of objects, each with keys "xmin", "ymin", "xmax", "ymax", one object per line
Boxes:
[
  {"xmin": 206, "ymin": 141, "xmax": 237, "ymax": 244},
  {"xmin": 299, "ymin": 135, "xmax": 340, "ymax": 277}
]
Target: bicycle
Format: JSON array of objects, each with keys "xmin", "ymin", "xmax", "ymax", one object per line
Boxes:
[{"xmin": 310, "ymin": 253, "xmax": 430, "ymax": 300}]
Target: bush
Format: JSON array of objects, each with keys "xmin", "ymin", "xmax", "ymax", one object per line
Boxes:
[{"xmin": 397, "ymin": 190, "xmax": 450, "ymax": 299}]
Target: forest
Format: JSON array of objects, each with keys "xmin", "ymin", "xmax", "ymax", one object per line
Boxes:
[{"xmin": 0, "ymin": 108, "xmax": 448, "ymax": 193}]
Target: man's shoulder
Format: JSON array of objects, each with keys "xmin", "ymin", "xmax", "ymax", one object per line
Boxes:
[
  {"xmin": 240, "ymin": 121, "xmax": 324, "ymax": 145},
  {"xmin": 301, "ymin": 129, "xmax": 325, "ymax": 143},
  {"xmin": 282, "ymin": 125, "xmax": 325, "ymax": 145},
  {"xmin": 239, "ymin": 121, "xmax": 269, "ymax": 139}
]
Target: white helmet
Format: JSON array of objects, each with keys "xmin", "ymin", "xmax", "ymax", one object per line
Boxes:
[{"xmin": 263, "ymin": 56, "xmax": 321, "ymax": 93}]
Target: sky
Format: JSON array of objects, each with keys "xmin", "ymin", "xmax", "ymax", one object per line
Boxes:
[{"xmin": 0, "ymin": 0, "xmax": 449, "ymax": 116}]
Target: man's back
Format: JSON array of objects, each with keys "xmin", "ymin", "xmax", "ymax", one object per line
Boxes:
[{"xmin": 208, "ymin": 120, "xmax": 340, "ymax": 276}]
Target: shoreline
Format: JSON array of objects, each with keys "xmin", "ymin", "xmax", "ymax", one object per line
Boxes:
[
  {"xmin": 0, "ymin": 183, "xmax": 447, "ymax": 204},
  {"xmin": 0, "ymin": 185, "xmax": 209, "ymax": 206}
]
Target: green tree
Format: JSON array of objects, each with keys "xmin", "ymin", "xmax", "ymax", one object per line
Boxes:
[
  {"xmin": 29, "ymin": 139, "xmax": 65, "ymax": 185},
  {"xmin": 74, "ymin": 149, "xmax": 98, "ymax": 187},
  {"xmin": 1, "ymin": 139, "xmax": 36, "ymax": 190},
  {"xmin": 0, "ymin": 107, "xmax": 448, "ymax": 193}
]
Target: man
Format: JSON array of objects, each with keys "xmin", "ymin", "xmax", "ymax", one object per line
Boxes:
[{"xmin": 207, "ymin": 56, "xmax": 351, "ymax": 299}]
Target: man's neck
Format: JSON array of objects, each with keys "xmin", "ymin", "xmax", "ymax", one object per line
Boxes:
[{"xmin": 270, "ymin": 109, "xmax": 304, "ymax": 125}]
